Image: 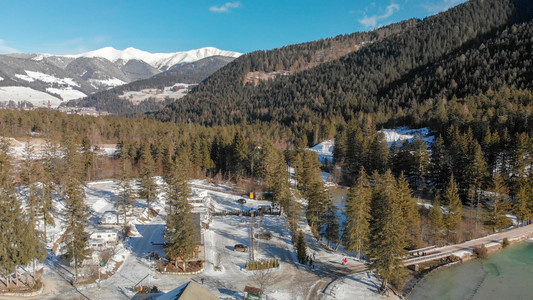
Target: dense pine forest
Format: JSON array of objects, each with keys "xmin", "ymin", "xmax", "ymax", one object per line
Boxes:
[
  {"xmin": 156, "ymin": 0, "xmax": 532, "ymax": 141},
  {"xmin": 0, "ymin": 0, "xmax": 532, "ymax": 294},
  {"xmin": 64, "ymin": 56, "xmax": 237, "ymax": 115}
]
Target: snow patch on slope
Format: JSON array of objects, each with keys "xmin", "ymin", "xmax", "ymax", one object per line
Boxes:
[
  {"xmin": 308, "ymin": 127, "xmax": 434, "ymax": 164},
  {"xmin": 46, "ymin": 87, "xmax": 86, "ymax": 101},
  {"xmin": 308, "ymin": 139, "xmax": 334, "ymax": 163},
  {"xmin": 15, "ymin": 73, "xmax": 35, "ymax": 82},
  {"xmin": 66, "ymin": 46, "xmax": 242, "ymax": 70},
  {"xmin": 15, "ymin": 70, "xmax": 79, "ymax": 87},
  {"xmin": 379, "ymin": 127, "xmax": 434, "ymax": 147},
  {"xmin": 118, "ymin": 83, "xmax": 194, "ymax": 104},
  {"xmin": 89, "ymin": 78, "xmax": 126, "ymax": 88},
  {"xmin": 0, "ymin": 86, "xmax": 63, "ymax": 107}
]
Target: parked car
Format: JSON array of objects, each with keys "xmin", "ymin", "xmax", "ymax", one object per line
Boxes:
[
  {"xmin": 255, "ymin": 231, "xmax": 272, "ymax": 240},
  {"xmin": 237, "ymin": 198, "xmax": 247, "ymax": 204},
  {"xmin": 234, "ymin": 244, "xmax": 248, "ymax": 252}
]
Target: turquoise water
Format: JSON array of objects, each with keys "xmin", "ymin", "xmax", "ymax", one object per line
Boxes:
[{"xmin": 409, "ymin": 241, "xmax": 533, "ymax": 300}]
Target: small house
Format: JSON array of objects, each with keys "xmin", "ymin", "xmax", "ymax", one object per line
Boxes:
[
  {"xmin": 100, "ymin": 211, "xmax": 125, "ymax": 225},
  {"xmin": 156, "ymin": 280, "xmax": 218, "ymax": 300},
  {"xmin": 89, "ymin": 229, "xmax": 119, "ymax": 250}
]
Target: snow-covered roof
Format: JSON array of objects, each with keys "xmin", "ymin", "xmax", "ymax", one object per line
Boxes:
[{"xmin": 156, "ymin": 281, "xmax": 218, "ymax": 300}]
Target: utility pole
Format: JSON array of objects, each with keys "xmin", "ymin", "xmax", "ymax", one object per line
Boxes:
[{"xmin": 243, "ymin": 219, "xmax": 262, "ymax": 261}]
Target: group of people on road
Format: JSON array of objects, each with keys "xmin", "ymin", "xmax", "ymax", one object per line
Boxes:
[
  {"xmin": 305, "ymin": 255, "xmax": 316, "ymax": 269},
  {"xmin": 304, "ymin": 251, "xmax": 316, "ymax": 269}
]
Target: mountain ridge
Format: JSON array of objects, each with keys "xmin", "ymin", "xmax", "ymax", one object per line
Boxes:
[
  {"xmin": 154, "ymin": 0, "xmax": 533, "ymax": 139},
  {"xmin": 0, "ymin": 47, "xmax": 241, "ymax": 108},
  {"xmin": 27, "ymin": 46, "xmax": 242, "ymax": 71}
]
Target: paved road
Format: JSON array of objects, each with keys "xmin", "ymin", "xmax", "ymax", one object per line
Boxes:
[
  {"xmin": 405, "ymin": 224, "xmax": 533, "ymax": 266},
  {"xmin": 306, "ymin": 224, "xmax": 533, "ymax": 300}
]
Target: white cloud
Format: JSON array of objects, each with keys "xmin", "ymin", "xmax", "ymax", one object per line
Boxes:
[
  {"xmin": 422, "ymin": 0, "xmax": 464, "ymax": 14},
  {"xmin": 359, "ymin": 3, "xmax": 400, "ymax": 28},
  {"xmin": 210, "ymin": 2, "xmax": 241, "ymax": 13},
  {"xmin": 0, "ymin": 39, "xmax": 20, "ymax": 54}
]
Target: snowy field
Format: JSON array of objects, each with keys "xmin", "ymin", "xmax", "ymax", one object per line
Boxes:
[
  {"xmin": 118, "ymin": 83, "xmax": 195, "ymax": 104},
  {"xmin": 308, "ymin": 139, "xmax": 334, "ymax": 163},
  {"xmin": 307, "ymin": 127, "xmax": 434, "ymax": 166},
  {"xmin": 378, "ymin": 127, "xmax": 434, "ymax": 147},
  {"xmin": 0, "ymin": 86, "xmax": 64, "ymax": 107},
  {"xmin": 9, "ymin": 177, "xmax": 387, "ymax": 300}
]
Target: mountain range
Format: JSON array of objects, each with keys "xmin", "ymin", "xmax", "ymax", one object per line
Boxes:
[{"xmin": 0, "ymin": 47, "xmax": 241, "ymax": 108}]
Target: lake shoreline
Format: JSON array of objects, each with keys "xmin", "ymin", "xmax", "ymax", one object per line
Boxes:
[{"xmin": 406, "ymin": 235, "xmax": 533, "ymax": 299}]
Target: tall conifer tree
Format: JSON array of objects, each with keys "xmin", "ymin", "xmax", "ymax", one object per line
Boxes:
[
  {"xmin": 368, "ymin": 170, "xmax": 407, "ymax": 291},
  {"xmin": 344, "ymin": 168, "xmax": 372, "ymax": 259},
  {"xmin": 164, "ymin": 157, "xmax": 199, "ymax": 271}
]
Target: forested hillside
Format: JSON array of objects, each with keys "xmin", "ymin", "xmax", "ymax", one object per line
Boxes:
[
  {"xmin": 64, "ymin": 56, "xmax": 237, "ymax": 115},
  {"xmin": 155, "ymin": 0, "xmax": 532, "ymax": 141}
]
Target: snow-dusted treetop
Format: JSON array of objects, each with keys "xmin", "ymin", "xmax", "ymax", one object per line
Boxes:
[{"xmin": 63, "ymin": 46, "xmax": 242, "ymax": 70}]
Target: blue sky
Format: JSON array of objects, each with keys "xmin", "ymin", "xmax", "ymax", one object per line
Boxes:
[{"xmin": 0, "ymin": 0, "xmax": 465, "ymax": 55}]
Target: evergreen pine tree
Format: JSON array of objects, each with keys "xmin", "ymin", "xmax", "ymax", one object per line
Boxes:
[
  {"xmin": 139, "ymin": 143, "xmax": 157, "ymax": 211},
  {"xmin": 344, "ymin": 125, "xmax": 365, "ymax": 185},
  {"xmin": 116, "ymin": 172, "xmax": 136, "ymax": 228},
  {"xmin": 368, "ymin": 170, "xmax": 407, "ymax": 291},
  {"xmin": 296, "ymin": 231, "xmax": 307, "ymax": 264},
  {"xmin": 514, "ymin": 179, "xmax": 532, "ymax": 225},
  {"xmin": 322, "ymin": 200, "xmax": 340, "ymax": 248},
  {"xmin": 230, "ymin": 131, "xmax": 249, "ymax": 178},
  {"xmin": 344, "ymin": 168, "xmax": 372, "ymax": 259},
  {"xmin": 271, "ymin": 157, "xmax": 292, "ymax": 213},
  {"xmin": 63, "ymin": 182, "xmax": 90, "ymax": 281},
  {"xmin": 396, "ymin": 173, "xmax": 421, "ymax": 249},
  {"xmin": 486, "ymin": 173, "xmax": 512, "ymax": 231},
  {"xmin": 306, "ymin": 181, "xmax": 328, "ymax": 235},
  {"xmin": 513, "ymin": 133, "xmax": 532, "ymax": 179},
  {"xmin": 164, "ymin": 157, "xmax": 199, "ymax": 271},
  {"xmin": 367, "ymin": 132, "xmax": 389, "ymax": 174},
  {"xmin": 443, "ymin": 174, "xmax": 462, "ymax": 243},
  {"xmin": 430, "ymin": 135, "xmax": 452, "ymax": 192},
  {"xmin": 428, "ymin": 199, "xmax": 445, "ymax": 245},
  {"xmin": 39, "ymin": 165, "xmax": 56, "ymax": 244},
  {"xmin": 410, "ymin": 136, "xmax": 430, "ymax": 190}
]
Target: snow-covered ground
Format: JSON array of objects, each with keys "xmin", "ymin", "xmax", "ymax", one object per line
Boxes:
[
  {"xmin": 308, "ymin": 139, "xmax": 334, "ymax": 163},
  {"xmin": 0, "ymin": 86, "xmax": 63, "ymax": 107},
  {"xmin": 46, "ymin": 87, "xmax": 86, "ymax": 101},
  {"xmin": 324, "ymin": 271, "xmax": 384, "ymax": 300},
  {"xmin": 4, "ymin": 164, "xmax": 386, "ymax": 300},
  {"xmin": 379, "ymin": 127, "xmax": 434, "ymax": 147},
  {"xmin": 1, "ymin": 137, "xmax": 117, "ymax": 160},
  {"xmin": 15, "ymin": 70, "xmax": 79, "ymax": 87},
  {"xmin": 89, "ymin": 78, "xmax": 127, "ymax": 88},
  {"xmin": 64, "ymin": 46, "xmax": 242, "ymax": 71},
  {"xmin": 2, "ymin": 70, "xmax": 84, "ymax": 104},
  {"xmin": 118, "ymin": 83, "xmax": 195, "ymax": 104}
]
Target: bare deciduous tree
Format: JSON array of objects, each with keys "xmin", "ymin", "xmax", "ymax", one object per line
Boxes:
[{"xmin": 248, "ymin": 268, "xmax": 279, "ymax": 296}]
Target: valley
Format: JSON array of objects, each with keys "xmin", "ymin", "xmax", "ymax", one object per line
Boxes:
[{"xmin": 0, "ymin": 0, "xmax": 532, "ymax": 299}]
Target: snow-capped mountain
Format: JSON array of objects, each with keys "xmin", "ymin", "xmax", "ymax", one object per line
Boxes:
[
  {"xmin": 65, "ymin": 46, "xmax": 241, "ymax": 71},
  {"xmin": 0, "ymin": 47, "xmax": 241, "ymax": 108}
]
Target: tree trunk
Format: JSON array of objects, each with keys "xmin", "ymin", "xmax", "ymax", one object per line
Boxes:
[
  {"xmin": 381, "ymin": 278, "xmax": 387, "ymax": 293},
  {"xmin": 74, "ymin": 256, "xmax": 78, "ymax": 282},
  {"xmin": 44, "ymin": 220, "xmax": 48, "ymax": 244}
]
